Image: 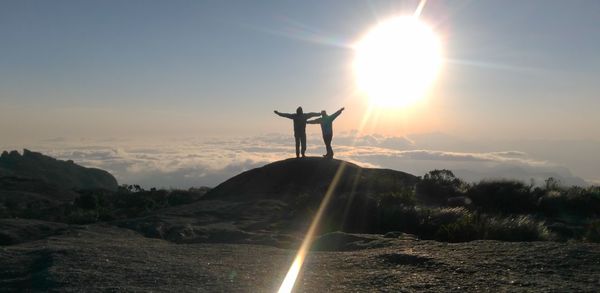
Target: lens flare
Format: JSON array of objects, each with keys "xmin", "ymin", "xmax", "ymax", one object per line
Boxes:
[{"xmin": 277, "ymin": 163, "xmax": 348, "ymax": 293}]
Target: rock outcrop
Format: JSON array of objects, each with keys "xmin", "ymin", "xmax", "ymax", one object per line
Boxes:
[
  {"xmin": 204, "ymin": 157, "xmax": 418, "ymax": 202},
  {"xmin": 0, "ymin": 149, "xmax": 118, "ymax": 191},
  {"xmin": 117, "ymin": 158, "xmax": 420, "ymax": 244}
]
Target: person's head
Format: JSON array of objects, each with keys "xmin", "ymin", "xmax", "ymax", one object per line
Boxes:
[
  {"xmin": 296, "ymin": 107, "xmax": 303, "ymax": 114},
  {"xmin": 321, "ymin": 110, "xmax": 327, "ymax": 117}
]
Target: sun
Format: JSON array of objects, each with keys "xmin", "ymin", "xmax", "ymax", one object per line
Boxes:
[{"xmin": 353, "ymin": 16, "xmax": 442, "ymax": 107}]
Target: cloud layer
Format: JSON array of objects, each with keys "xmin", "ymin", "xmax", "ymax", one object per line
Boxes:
[{"xmin": 4, "ymin": 133, "xmax": 588, "ymax": 188}]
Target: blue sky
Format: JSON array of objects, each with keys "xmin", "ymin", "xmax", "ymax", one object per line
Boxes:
[
  {"xmin": 2, "ymin": 0, "xmax": 599, "ymax": 137},
  {"xmin": 1, "ymin": 0, "xmax": 599, "ymax": 185}
]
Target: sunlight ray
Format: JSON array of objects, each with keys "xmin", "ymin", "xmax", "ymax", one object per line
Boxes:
[
  {"xmin": 340, "ymin": 168, "xmax": 364, "ymax": 230},
  {"xmin": 277, "ymin": 162, "xmax": 348, "ymax": 293},
  {"xmin": 445, "ymin": 58, "xmax": 540, "ymax": 73},
  {"xmin": 354, "ymin": 103, "xmax": 375, "ymax": 140},
  {"xmin": 414, "ymin": 0, "xmax": 428, "ymax": 18},
  {"xmin": 244, "ymin": 20, "xmax": 349, "ymax": 49}
]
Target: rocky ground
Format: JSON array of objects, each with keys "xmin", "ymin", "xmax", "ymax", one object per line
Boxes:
[
  {"xmin": 2, "ymin": 156, "xmax": 600, "ymax": 292},
  {"xmin": 1, "ymin": 224, "xmax": 599, "ymax": 292}
]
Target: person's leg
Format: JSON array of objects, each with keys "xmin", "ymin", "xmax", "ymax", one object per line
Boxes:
[
  {"xmin": 300, "ymin": 133, "xmax": 307, "ymax": 157},
  {"xmin": 328, "ymin": 134, "xmax": 334, "ymax": 157},
  {"xmin": 321, "ymin": 134, "xmax": 328, "ymax": 157},
  {"xmin": 324, "ymin": 133, "xmax": 333, "ymax": 158},
  {"xmin": 329, "ymin": 133, "xmax": 333, "ymax": 158},
  {"xmin": 294, "ymin": 135, "xmax": 300, "ymax": 158}
]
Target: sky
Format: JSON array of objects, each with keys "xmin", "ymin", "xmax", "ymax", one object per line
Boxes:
[{"xmin": 1, "ymin": 0, "xmax": 599, "ymax": 187}]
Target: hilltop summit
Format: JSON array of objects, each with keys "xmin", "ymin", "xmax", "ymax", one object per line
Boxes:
[
  {"xmin": 115, "ymin": 157, "xmax": 420, "ymax": 244},
  {"xmin": 204, "ymin": 157, "xmax": 418, "ymax": 202}
]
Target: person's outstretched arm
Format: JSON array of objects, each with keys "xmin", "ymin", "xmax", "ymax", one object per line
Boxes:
[
  {"xmin": 274, "ymin": 110, "xmax": 294, "ymax": 119},
  {"xmin": 331, "ymin": 107, "xmax": 345, "ymax": 120},
  {"xmin": 307, "ymin": 118, "xmax": 322, "ymax": 124},
  {"xmin": 305, "ymin": 112, "xmax": 321, "ymax": 119}
]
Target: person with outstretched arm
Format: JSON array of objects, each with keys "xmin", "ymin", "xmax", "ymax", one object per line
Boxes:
[
  {"xmin": 274, "ymin": 107, "xmax": 321, "ymax": 158},
  {"xmin": 307, "ymin": 107, "xmax": 345, "ymax": 159}
]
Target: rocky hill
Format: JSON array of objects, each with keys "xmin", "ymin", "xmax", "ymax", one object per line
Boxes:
[
  {"xmin": 205, "ymin": 157, "xmax": 418, "ymax": 201},
  {"xmin": 115, "ymin": 158, "xmax": 420, "ymax": 245},
  {"xmin": 0, "ymin": 149, "xmax": 118, "ymax": 191}
]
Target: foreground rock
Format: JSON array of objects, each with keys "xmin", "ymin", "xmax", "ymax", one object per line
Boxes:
[{"xmin": 1, "ymin": 225, "xmax": 599, "ymax": 292}]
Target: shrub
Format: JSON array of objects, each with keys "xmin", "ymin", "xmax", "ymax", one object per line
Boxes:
[
  {"xmin": 429, "ymin": 207, "xmax": 472, "ymax": 226},
  {"xmin": 74, "ymin": 193, "xmax": 98, "ymax": 210},
  {"xmin": 377, "ymin": 201, "xmax": 551, "ymax": 242},
  {"xmin": 0, "ymin": 204, "xmax": 10, "ymax": 218},
  {"xmin": 436, "ymin": 213, "xmax": 481, "ymax": 242},
  {"xmin": 584, "ymin": 220, "xmax": 600, "ymax": 243},
  {"xmin": 66, "ymin": 209, "xmax": 98, "ymax": 224},
  {"xmin": 63, "ymin": 187, "xmax": 212, "ymax": 224},
  {"xmin": 467, "ymin": 180, "xmax": 538, "ymax": 214},
  {"xmin": 377, "ymin": 189, "xmax": 417, "ymax": 207},
  {"xmin": 482, "ymin": 215, "xmax": 550, "ymax": 241},
  {"xmin": 167, "ymin": 189, "xmax": 205, "ymax": 206},
  {"xmin": 114, "ymin": 192, "xmax": 166, "ymax": 215},
  {"xmin": 537, "ymin": 190, "xmax": 564, "ymax": 217},
  {"xmin": 539, "ymin": 186, "xmax": 600, "ymax": 218},
  {"xmin": 97, "ymin": 206, "xmax": 116, "ymax": 222},
  {"xmin": 378, "ymin": 205, "xmax": 474, "ymax": 239},
  {"xmin": 326, "ymin": 193, "xmax": 379, "ymax": 233},
  {"xmin": 378, "ymin": 205, "xmax": 429, "ymax": 235},
  {"xmin": 416, "ymin": 169, "xmax": 467, "ymax": 205},
  {"xmin": 544, "ymin": 177, "xmax": 562, "ymax": 191}
]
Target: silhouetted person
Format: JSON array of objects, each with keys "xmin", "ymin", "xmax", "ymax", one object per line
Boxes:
[
  {"xmin": 274, "ymin": 107, "xmax": 320, "ymax": 158},
  {"xmin": 308, "ymin": 107, "xmax": 345, "ymax": 159}
]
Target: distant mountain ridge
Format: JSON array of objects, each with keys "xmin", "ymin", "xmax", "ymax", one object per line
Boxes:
[{"xmin": 0, "ymin": 149, "xmax": 118, "ymax": 191}]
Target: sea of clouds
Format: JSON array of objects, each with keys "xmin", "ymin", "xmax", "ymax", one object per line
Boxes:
[{"xmin": 3, "ymin": 133, "xmax": 589, "ymax": 188}]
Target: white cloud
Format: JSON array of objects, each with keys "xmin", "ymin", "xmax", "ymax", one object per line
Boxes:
[{"xmin": 2, "ymin": 133, "xmax": 589, "ymax": 188}]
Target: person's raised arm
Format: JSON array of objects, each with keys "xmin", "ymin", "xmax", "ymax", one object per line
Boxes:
[
  {"xmin": 307, "ymin": 118, "xmax": 322, "ymax": 124},
  {"xmin": 305, "ymin": 112, "xmax": 321, "ymax": 119},
  {"xmin": 331, "ymin": 107, "xmax": 345, "ymax": 120},
  {"xmin": 274, "ymin": 110, "xmax": 294, "ymax": 119}
]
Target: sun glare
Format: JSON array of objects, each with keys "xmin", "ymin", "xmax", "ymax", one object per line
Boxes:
[{"xmin": 353, "ymin": 16, "xmax": 442, "ymax": 108}]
